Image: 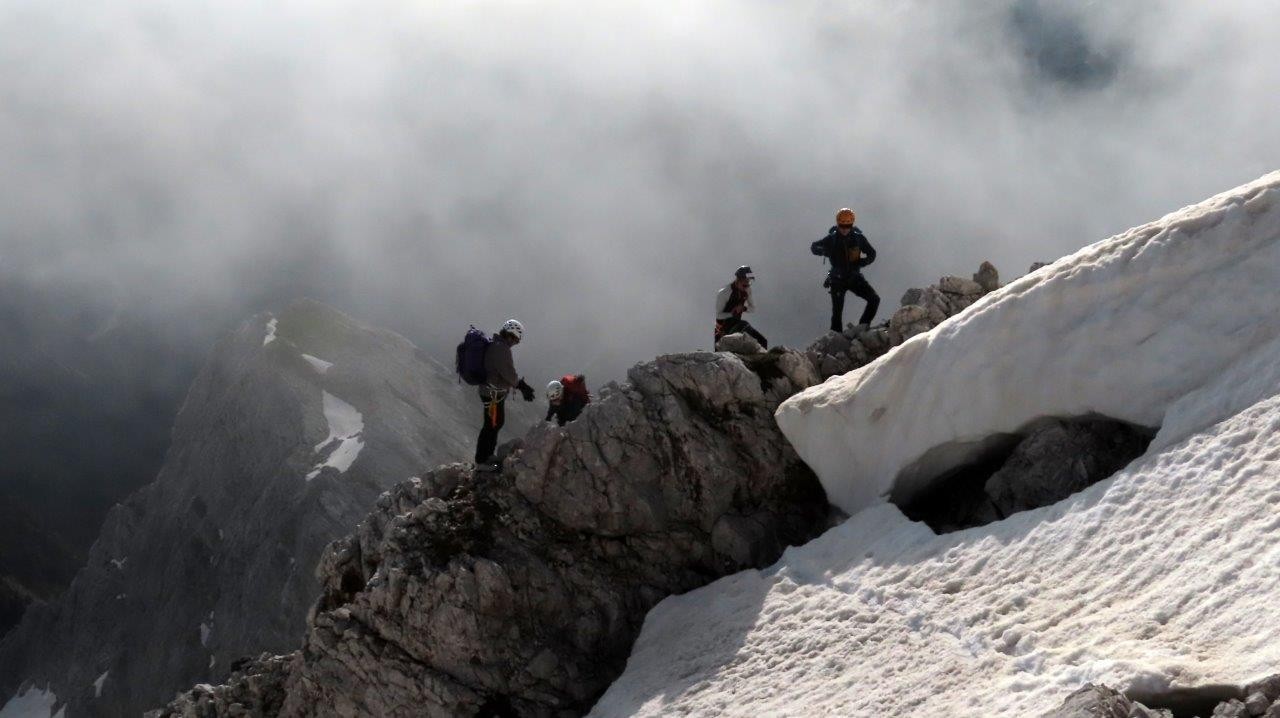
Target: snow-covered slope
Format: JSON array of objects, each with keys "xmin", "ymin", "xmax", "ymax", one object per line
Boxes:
[
  {"xmin": 591, "ymin": 172, "xmax": 1280, "ymax": 716},
  {"xmin": 781, "ymin": 172, "xmax": 1280, "ymax": 515}
]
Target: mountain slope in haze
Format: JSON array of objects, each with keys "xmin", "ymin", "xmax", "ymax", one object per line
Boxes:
[
  {"xmin": 595, "ymin": 172, "xmax": 1280, "ymax": 715},
  {"xmin": 0, "ymin": 279, "xmax": 202, "ymax": 632},
  {"xmin": 0, "ymin": 300, "xmax": 509, "ymax": 718}
]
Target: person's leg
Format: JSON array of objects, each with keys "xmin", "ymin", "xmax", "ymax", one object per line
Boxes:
[
  {"xmin": 476, "ymin": 400, "xmax": 499, "ymax": 463},
  {"xmin": 829, "ymin": 285, "xmax": 846, "ymax": 333},
  {"xmin": 716, "ymin": 318, "xmax": 741, "ymax": 347},
  {"xmin": 848, "ymin": 273, "xmax": 880, "ymax": 326},
  {"xmin": 741, "ymin": 321, "xmax": 769, "ymax": 348}
]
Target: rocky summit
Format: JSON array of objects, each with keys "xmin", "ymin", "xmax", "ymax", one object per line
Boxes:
[
  {"xmin": 152, "ymin": 348, "xmax": 833, "ymax": 717},
  {"xmin": 148, "ymin": 263, "xmax": 1021, "ymax": 718},
  {"xmin": 0, "ymin": 300, "xmax": 495, "ymax": 718}
]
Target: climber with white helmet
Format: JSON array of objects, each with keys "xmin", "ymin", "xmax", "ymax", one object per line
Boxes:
[
  {"xmin": 811, "ymin": 208, "xmax": 879, "ymax": 333},
  {"xmin": 715, "ymin": 265, "xmax": 769, "ymax": 349},
  {"xmin": 545, "ymin": 374, "xmax": 590, "ymax": 426},
  {"xmin": 475, "ymin": 318, "xmax": 535, "ymax": 471}
]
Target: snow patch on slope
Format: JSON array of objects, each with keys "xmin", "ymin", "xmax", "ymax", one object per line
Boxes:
[
  {"xmin": 777, "ymin": 171, "xmax": 1280, "ymax": 515},
  {"xmin": 301, "ymin": 354, "xmax": 333, "ymax": 374},
  {"xmin": 593, "ymin": 172, "xmax": 1280, "ymax": 716},
  {"xmin": 91, "ymin": 673, "xmax": 107, "ymax": 699},
  {"xmin": 0, "ymin": 685, "xmax": 64, "ymax": 718},
  {"xmin": 306, "ymin": 391, "xmax": 365, "ymax": 481},
  {"xmin": 199, "ymin": 613, "xmax": 213, "ymax": 647},
  {"xmin": 263, "ymin": 317, "xmax": 278, "ymax": 347}
]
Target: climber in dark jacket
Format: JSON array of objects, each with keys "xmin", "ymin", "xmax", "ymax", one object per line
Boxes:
[
  {"xmin": 476, "ymin": 319, "xmax": 535, "ymax": 470},
  {"xmin": 811, "ymin": 207, "xmax": 879, "ymax": 333}
]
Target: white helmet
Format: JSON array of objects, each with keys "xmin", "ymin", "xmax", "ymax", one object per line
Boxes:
[
  {"xmin": 501, "ymin": 318, "xmax": 525, "ymax": 340},
  {"xmin": 546, "ymin": 380, "xmax": 564, "ymax": 400}
]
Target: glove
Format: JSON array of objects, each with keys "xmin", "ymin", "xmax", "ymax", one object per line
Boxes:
[
  {"xmin": 822, "ymin": 274, "xmax": 832, "ymax": 289},
  {"xmin": 518, "ymin": 380, "xmax": 535, "ymax": 402}
]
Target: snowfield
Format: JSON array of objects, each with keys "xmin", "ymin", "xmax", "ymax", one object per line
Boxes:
[
  {"xmin": 592, "ymin": 172, "xmax": 1280, "ymax": 716},
  {"xmin": 0, "ymin": 685, "xmax": 63, "ymax": 718},
  {"xmin": 306, "ymin": 391, "xmax": 365, "ymax": 481}
]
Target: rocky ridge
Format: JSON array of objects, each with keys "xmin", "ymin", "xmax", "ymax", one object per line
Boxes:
[
  {"xmin": 155, "ymin": 348, "xmax": 831, "ymax": 717},
  {"xmin": 804, "ymin": 260, "xmax": 1003, "ymax": 380},
  {"xmin": 150, "ymin": 264, "xmax": 1012, "ymax": 717}
]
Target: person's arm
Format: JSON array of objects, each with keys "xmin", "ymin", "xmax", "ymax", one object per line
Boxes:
[
  {"xmin": 857, "ymin": 230, "xmax": 877, "ymax": 268},
  {"xmin": 744, "ymin": 286, "xmax": 756, "ymax": 314},
  {"xmin": 545, "ymin": 405, "xmax": 555, "ymax": 422},
  {"xmin": 810, "ymin": 235, "xmax": 828, "ymax": 258}
]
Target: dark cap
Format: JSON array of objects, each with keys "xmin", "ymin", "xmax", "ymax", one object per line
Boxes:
[{"xmin": 735, "ymin": 265, "xmax": 754, "ymax": 279}]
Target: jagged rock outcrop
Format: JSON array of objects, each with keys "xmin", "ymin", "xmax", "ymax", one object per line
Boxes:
[
  {"xmin": 1047, "ymin": 674, "xmax": 1280, "ymax": 718},
  {"xmin": 152, "ymin": 348, "xmax": 831, "ymax": 717},
  {"xmin": 807, "ymin": 263, "xmax": 1003, "ymax": 380},
  {"xmin": 155, "ymin": 654, "xmax": 295, "ymax": 718},
  {"xmin": 984, "ymin": 418, "xmax": 1156, "ymax": 517},
  {"xmin": 714, "ymin": 332, "xmax": 764, "ymax": 355},
  {"xmin": 0, "ymin": 301, "xmax": 502, "ymax": 718},
  {"xmin": 1042, "ymin": 684, "xmax": 1169, "ymax": 718},
  {"xmin": 897, "ymin": 417, "xmax": 1155, "ymax": 534}
]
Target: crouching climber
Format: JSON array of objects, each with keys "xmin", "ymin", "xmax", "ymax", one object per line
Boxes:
[
  {"xmin": 545, "ymin": 374, "xmax": 590, "ymax": 426},
  {"xmin": 811, "ymin": 208, "xmax": 879, "ymax": 332},
  {"xmin": 476, "ymin": 319, "xmax": 535, "ymax": 471},
  {"xmin": 714, "ymin": 265, "xmax": 768, "ymax": 349}
]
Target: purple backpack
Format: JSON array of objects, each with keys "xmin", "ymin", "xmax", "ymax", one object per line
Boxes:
[{"xmin": 455, "ymin": 326, "xmax": 491, "ymax": 385}]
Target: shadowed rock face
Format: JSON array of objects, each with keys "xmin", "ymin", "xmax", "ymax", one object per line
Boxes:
[
  {"xmin": 896, "ymin": 416, "xmax": 1155, "ymax": 534},
  {"xmin": 153, "ymin": 348, "xmax": 831, "ymax": 717},
  {"xmin": 1045, "ymin": 674, "xmax": 1280, "ymax": 718},
  {"xmin": 0, "ymin": 301, "xmax": 492, "ymax": 718}
]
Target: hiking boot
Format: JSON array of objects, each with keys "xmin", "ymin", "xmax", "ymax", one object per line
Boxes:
[{"xmin": 475, "ymin": 461, "xmax": 501, "ymax": 474}]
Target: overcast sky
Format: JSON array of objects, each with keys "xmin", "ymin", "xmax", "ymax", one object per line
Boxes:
[{"xmin": 3, "ymin": 0, "xmax": 1279, "ymax": 386}]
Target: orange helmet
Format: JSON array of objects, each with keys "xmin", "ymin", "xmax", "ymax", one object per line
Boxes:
[{"xmin": 836, "ymin": 208, "xmax": 856, "ymax": 225}]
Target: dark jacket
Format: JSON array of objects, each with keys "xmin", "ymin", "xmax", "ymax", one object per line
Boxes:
[
  {"xmin": 545, "ymin": 395, "xmax": 588, "ymax": 426},
  {"xmin": 811, "ymin": 225, "xmax": 876, "ymax": 278},
  {"xmin": 483, "ymin": 335, "xmax": 520, "ymax": 392}
]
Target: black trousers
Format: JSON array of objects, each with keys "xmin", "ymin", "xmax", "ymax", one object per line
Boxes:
[
  {"xmin": 475, "ymin": 398, "xmax": 507, "ymax": 463},
  {"xmin": 715, "ymin": 317, "xmax": 769, "ymax": 349},
  {"xmin": 830, "ymin": 273, "xmax": 880, "ymax": 332}
]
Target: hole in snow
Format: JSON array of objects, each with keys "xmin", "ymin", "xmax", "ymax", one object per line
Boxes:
[
  {"xmin": 892, "ymin": 415, "xmax": 1156, "ymax": 534},
  {"xmin": 1127, "ymin": 684, "xmax": 1242, "ymax": 718}
]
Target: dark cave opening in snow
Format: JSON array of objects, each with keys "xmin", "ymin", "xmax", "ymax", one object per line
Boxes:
[{"xmin": 893, "ymin": 415, "xmax": 1156, "ymax": 534}]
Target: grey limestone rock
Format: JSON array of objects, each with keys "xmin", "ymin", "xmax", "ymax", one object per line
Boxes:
[
  {"xmin": 153, "ymin": 348, "xmax": 831, "ymax": 717},
  {"xmin": 1247, "ymin": 676, "xmax": 1280, "ymax": 702},
  {"xmin": 803, "ymin": 263, "xmax": 1000, "ymax": 381},
  {"xmin": 145, "ymin": 654, "xmax": 295, "ymax": 718},
  {"xmin": 973, "ymin": 261, "xmax": 1001, "ymax": 292},
  {"xmin": 888, "ymin": 305, "xmax": 934, "ymax": 346},
  {"xmin": 1215, "ymin": 699, "xmax": 1249, "ymax": 717},
  {"xmin": 0, "ymin": 301, "xmax": 496, "ymax": 718},
  {"xmin": 984, "ymin": 418, "xmax": 1155, "ymax": 518},
  {"xmin": 938, "ymin": 275, "xmax": 985, "ymax": 297},
  {"xmin": 716, "ymin": 332, "xmax": 764, "ymax": 355},
  {"xmin": 1245, "ymin": 692, "xmax": 1272, "ymax": 716},
  {"xmin": 1042, "ymin": 684, "xmax": 1136, "ymax": 718}
]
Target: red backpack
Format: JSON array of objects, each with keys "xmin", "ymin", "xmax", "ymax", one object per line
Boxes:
[{"xmin": 560, "ymin": 374, "xmax": 590, "ymax": 404}]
